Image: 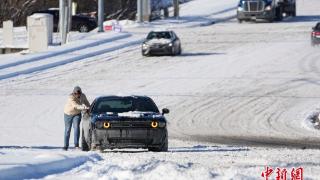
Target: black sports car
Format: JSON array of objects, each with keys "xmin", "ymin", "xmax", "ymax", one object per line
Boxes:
[
  {"xmin": 311, "ymin": 22, "xmax": 320, "ymax": 46},
  {"xmin": 142, "ymin": 30, "xmax": 182, "ymax": 56},
  {"xmin": 32, "ymin": 8, "xmax": 97, "ymax": 33},
  {"xmin": 81, "ymin": 96, "xmax": 169, "ymax": 152}
]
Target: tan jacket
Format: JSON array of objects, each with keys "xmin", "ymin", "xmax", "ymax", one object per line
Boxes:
[{"xmin": 64, "ymin": 93, "xmax": 90, "ymax": 115}]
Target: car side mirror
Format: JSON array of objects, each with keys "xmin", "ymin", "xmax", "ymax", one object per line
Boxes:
[
  {"xmin": 162, "ymin": 108, "xmax": 170, "ymax": 115},
  {"xmin": 312, "ymin": 27, "xmax": 315, "ymax": 30}
]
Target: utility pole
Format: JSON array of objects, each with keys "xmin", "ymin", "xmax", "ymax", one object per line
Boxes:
[
  {"xmin": 59, "ymin": 0, "xmax": 66, "ymax": 44},
  {"xmin": 59, "ymin": 0, "xmax": 71, "ymax": 44},
  {"xmin": 98, "ymin": 0, "xmax": 104, "ymax": 32},
  {"xmin": 142, "ymin": 0, "xmax": 151, "ymax": 21},
  {"xmin": 137, "ymin": 0, "xmax": 143, "ymax": 22},
  {"xmin": 67, "ymin": 0, "xmax": 72, "ymax": 32},
  {"xmin": 137, "ymin": 0, "xmax": 150, "ymax": 22},
  {"xmin": 173, "ymin": 0, "xmax": 179, "ymax": 18}
]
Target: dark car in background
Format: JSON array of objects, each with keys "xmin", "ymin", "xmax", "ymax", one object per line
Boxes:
[
  {"xmin": 142, "ymin": 30, "xmax": 182, "ymax": 56},
  {"xmin": 81, "ymin": 96, "xmax": 169, "ymax": 152},
  {"xmin": 237, "ymin": 0, "xmax": 296, "ymax": 23},
  {"xmin": 32, "ymin": 8, "xmax": 97, "ymax": 32},
  {"xmin": 311, "ymin": 22, "xmax": 320, "ymax": 46}
]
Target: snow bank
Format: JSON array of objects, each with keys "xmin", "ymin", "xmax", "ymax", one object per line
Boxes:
[
  {"xmin": 0, "ymin": 32, "xmax": 144, "ymax": 80},
  {"xmin": 0, "ymin": 33, "xmax": 131, "ymax": 69},
  {"xmin": 0, "ymin": 148, "xmax": 101, "ymax": 180},
  {"xmin": 46, "ymin": 157, "xmax": 215, "ymax": 180}
]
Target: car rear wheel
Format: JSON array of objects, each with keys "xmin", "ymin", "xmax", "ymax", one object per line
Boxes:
[
  {"xmin": 78, "ymin": 24, "xmax": 89, "ymax": 33},
  {"xmin": 81, "ymin": 128, "xmax": 91, "ymax": 151}
]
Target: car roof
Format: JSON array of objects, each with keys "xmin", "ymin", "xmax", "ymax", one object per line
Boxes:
[
  {"xmin": 151, "ymin": 29, "xmax": 171, "ymax": 32},
  {"xmin": 95, "ymin": 95, "xmax": 151, "ymax": 100},
  {"xmin": 48, "ymin": 8, "xmax": 59, "ymax": 11}
]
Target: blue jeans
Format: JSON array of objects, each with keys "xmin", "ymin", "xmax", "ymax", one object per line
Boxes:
[{"xmin": 64, "ymin": 114, "xmax": 81, "ymax": 148}]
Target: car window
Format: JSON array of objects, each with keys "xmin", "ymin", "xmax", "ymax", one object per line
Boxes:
[
  {"xmin": 92, "ymin": 97, "xmax": 159, "ymax": 114},
  {"xmin": 147, "ymin": 31, "xmax": 172, "ymax": 39},
  {"xmin": 316, "ymin": 23, "xmax": 320, "ymax": 30},
  {"xmin": 133, "ymin": 98, "xmax": 159, "ymax": 112}
]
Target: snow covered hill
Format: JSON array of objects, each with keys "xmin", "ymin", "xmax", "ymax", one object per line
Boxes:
[{"xmin": 1, "ymin": 0, "xmax": 320, "ymax": 179}]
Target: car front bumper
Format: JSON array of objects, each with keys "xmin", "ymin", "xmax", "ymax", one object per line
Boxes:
[
  {"xmin": 237, "ymin": 10, "xmax": 274, "ymax": 21},
  {"xmin": 92, "ymin": 128, "xmax": 167, "ymax": 149},
  {"xmin": 142, "ymin": 45, "xmax": 173, "ymax": 55}
]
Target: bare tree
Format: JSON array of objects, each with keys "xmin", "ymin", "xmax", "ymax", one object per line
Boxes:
[
  {"xmin": 0, "ymin": 0, "xmax": 42, "ymax": 26},
  {"xmin": 0, "ymin": 0, "xmax": 190, "ymax": 27}
]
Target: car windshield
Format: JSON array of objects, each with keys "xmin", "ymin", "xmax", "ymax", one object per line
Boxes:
[
  {"xmin": 92, "ymin": 97, "xmax": 160, "ymax": 114},
  {"xmin": 240, "ymin": 0, "xmax": 271, "ymax": 4},
  {"xmin": 147, "ymin": 31, "xmax": 172, "ymax": 39}
]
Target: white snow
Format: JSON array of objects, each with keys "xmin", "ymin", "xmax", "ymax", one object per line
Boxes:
[
  {"xmin": 1, "ymin": 0, "xmax": 320, "ymax": 179},
  {"xmin": 0, "ymin": 148, "xmax": 101, "ymax": 180},
  {"xmin": 118, "ymin": 111, "xmax": 162, "ymax": 118}
]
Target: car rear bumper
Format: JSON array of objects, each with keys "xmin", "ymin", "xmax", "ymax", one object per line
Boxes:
[
  {"xmin": 92, "ymin": 128, "xmax": 167, "ymax": 149},
  {"xmin": 237, "ymin": 11, "xmax": 274, "ymax": 21}
]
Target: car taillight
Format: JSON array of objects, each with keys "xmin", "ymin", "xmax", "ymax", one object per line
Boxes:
[{"xmin": 312, "ymin": 31, "xmax": 320, "ymax": 36}]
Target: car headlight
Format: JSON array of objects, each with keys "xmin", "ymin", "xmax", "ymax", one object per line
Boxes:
[
  {"xmin": 265, "ymin": 6, "xmax": 272, "ymax": 11},
  {"xmin": 151, "ymin": 121, "xmax": 159, "ymax": 128},
  {"xmin": 237, "ymin": 6, "xmax": 243, "ymax": 11},
  {"xmin": 142, "ymin": 43, "xmax": 149, "ymax": 49},
  {"xmin": 150, "ymin": 121, "xmax": 166, "ymax": 128},
  {"xmin": 103, "ymin": 121, "xmax": 111, "ymax": 129},
  {"xmin": 168, "ymin": 43, "xmax": 173, "ymax": 47}
]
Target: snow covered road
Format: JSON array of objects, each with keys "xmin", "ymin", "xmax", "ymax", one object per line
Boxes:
[{"xmin": 1, "ymin": 0, "xmax": 320, "ymax": 179}]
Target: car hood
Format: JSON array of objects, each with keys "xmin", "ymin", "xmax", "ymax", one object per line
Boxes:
[
  {"xmin": 145, "ymin": 38, "xmax": 172, "ymax": 45},
  {"xmin": 239, "ymin": 0, "xmax": 272, "ymax": 6}
]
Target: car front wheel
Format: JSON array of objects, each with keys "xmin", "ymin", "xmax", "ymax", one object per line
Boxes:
[
  {"xmin": 148, "ymin": 130, "xmax": 168, "ymax": 152},
  {"xmin": 78, "ymin": 24, "xmax": 89, "ymax": 33},
  {"xmin": 81, "ymin": 128, "xmax": 91, "ymax": 151},
  {"xmin": 171, "ymin": 46, "xmax": 176, "ymax": 56},
  {"xmin": 177, "ymin": 46, "xmax": 182, "ymax": 55}
]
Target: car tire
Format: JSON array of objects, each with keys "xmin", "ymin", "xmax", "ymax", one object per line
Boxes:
[
  {"xmin": 292, "ymin": 5, "xmax": 296, "ymax": 17},
  {"xmin": 177, "ymin": 46, "xmax": 182, "ymax": 55},
  {"xmin": 267, "ymin": 18, "xmax": 274, "ymax": 23},
  {"xmin": 78, "ymin": 24, "xmax": 89, "ymax": 33},
  {"xmin": 171, "ymin": 46, "xmax": 176, "ymax": 56},
  {"xmin": 141, "ymin": 51, "xmax": 149, "ymax": 56},
  {"xmin": 275, "ymin": 7, "xmax": 283, "ymax": 21},
  {"xmin": 148, "ymin": 130, "xmax": 168, "ymax": 152},
  {"xmin": 160, "ymin": 136, "xmax": 168, "ymax": 152},
  {"xmin": 81, "ymin": 128, "xmax": 91, "ymax": 151},
  {"xmin": 237, "ymin": 19, "xmax": 243, "ymax": 23}
]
